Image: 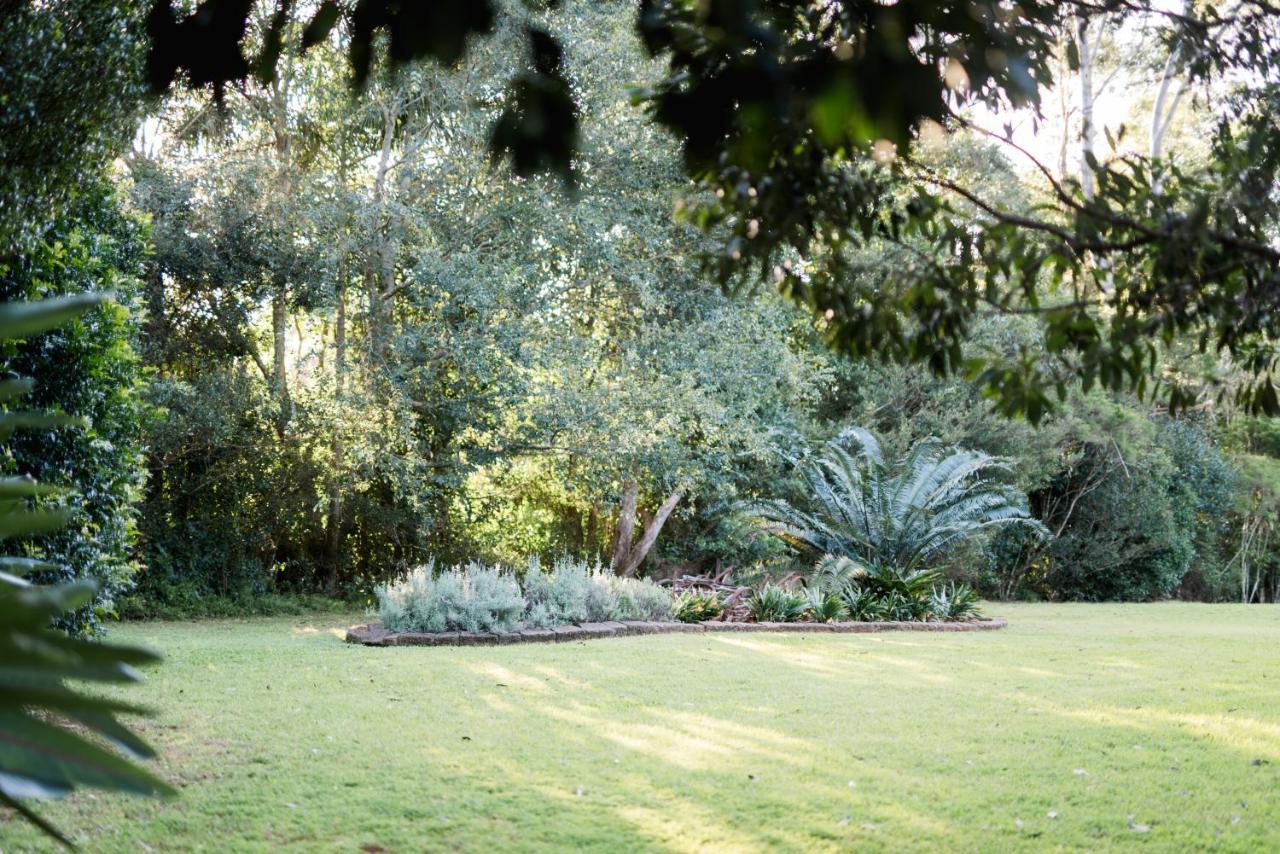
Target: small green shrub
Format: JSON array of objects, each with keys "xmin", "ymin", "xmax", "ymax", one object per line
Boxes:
[
  {"xmin": 838, "ymin": 583, "xmax": 886, "ymax": 620},
  {"xmin": 879, "ymin": 590, "xmax": 927, "ymax": 621},
  {"xmin": 802, "ymin": 585, "xmax": 847, "ymax": 622},
  {"xmin": 749, "ymin": 584, "xmax": 807, "ymax": 622},
  {"xmin": 929, "ymin": 582, "xmax": 981, "ymax": 621},
  {"xmin": 835, "ymin": 573, "xmax": 982, "ymax": 622},
  {"xmin": 673, "ymin": 589, "xmax": 725, "ymax": 623},
  {"xmin": 860, "ymin": 564, "xmax": 941, "ymax": 600},
  {"xmin": 376, "ymin": 560, "xmax": 524, "ymax": 633}
]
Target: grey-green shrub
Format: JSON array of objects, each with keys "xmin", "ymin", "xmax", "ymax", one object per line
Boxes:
[
  {"xmin": 379, "ymin": 556, "xmax": 674, "ymax": 633},
  {"xmin": 377, "ymin": 560, "xmax": 524, "ymax": 633},
  {"xmin": 606, "ymin": 576, "xmax": 674, "ymax": 622},
  {"xmin": 523, "ymin": 557, "xmax": 672, "ymax": 626},
  {"xmin": 522, "ymin": 556, "xmax": 593, "ymax": 627}
]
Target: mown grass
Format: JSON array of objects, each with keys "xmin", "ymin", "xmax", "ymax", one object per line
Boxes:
[{"xmin": 3, "ymin": 604, "xmax": 1279, "ymax": 852}]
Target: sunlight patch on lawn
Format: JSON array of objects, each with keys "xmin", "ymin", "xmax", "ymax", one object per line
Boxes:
[
  {"xmin": 706, "ymin": 636, "xmax": 853, "ymax": 678},
  {"xmin": 1037, "ymin": 701, "xmax": 1280, "ymax": 761},
  {"xmin": 533, "ymin": 702, "xmax": 811, "ymax": 771}
]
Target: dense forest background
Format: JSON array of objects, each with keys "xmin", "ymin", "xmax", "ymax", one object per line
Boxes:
[{"xmin": 8, "ymin": 0, "xmax": 1280, "ymax": 634}]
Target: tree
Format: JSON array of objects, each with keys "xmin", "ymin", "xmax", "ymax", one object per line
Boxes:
[
  {"xmin": 0, "ymin": 1, "xmax": 147, "ymax": 253},
  {"xmin": 141, "ymin": 0, "xmax": 1280, "ymax": 418}
]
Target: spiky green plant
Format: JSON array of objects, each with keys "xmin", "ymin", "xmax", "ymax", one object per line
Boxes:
[
  {"xmin": 748, "ymin": 584, "xmax": 807, "ymax": 623},
  {"xmin": 749, "ymin": 427, "xmax": 1046, "ymax": 575},
  {"xmin": 860, "ymin": 563, "xmax": 941, "ymax": 600},
  {"xmin": 801, "ymin": 585, "xmax": 847, "ymax": 622},
  {"xmin": 929, "ymin": 581, "xmax": 982, "ymax": 621},
  {"xmin": 838, "ymin": 583, "xmax": 886, "ymax": 621},
  {"xmin": 673, "ymin": 589, "xmax": 724, "ymax": 623},
  {"xmin": 809, "ymin": 553, "xmax": 868, "ymax": 592}
]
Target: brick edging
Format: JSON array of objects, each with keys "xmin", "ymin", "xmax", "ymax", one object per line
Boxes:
[{"xmin": 345, "ymin": 617, "xmax": 1008, "ymax": 647}]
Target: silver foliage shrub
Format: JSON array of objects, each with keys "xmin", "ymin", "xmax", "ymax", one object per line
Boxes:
[
  {"xmin": 378, "ymin": 556, "xmax": 672, "ymax": 633},
  {"xmin": 523, "ymin": 557, "xmax": 673, "ymax": 627},
  {"xmin": 376, "ymin": 559, "xmax": 525, "ymax": 633}
]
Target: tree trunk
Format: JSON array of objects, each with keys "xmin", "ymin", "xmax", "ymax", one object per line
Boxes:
[
  {"xmin": 325, "ymin": 279, "xmax": 347, "ymax": 592},
  {"xmin": 1149, "ymin": 1, "xmax": 1192, "ymax": 193},
  {"xmin": 271, "ymin": 288, "xmax": 290, "ymax": 431},
  {"xmin": 620, "ymin": 487, "xmax": 685, "ymax": 578},
  {"xmin": 1077, "ymin": 13, "xmax": 1097, "ymax": 201},
  {"xmin": 610, "ymin": 479, "xmax": 639, "ymax": 573},
  {"xmin": 587, "ymin": 503, "xmax": 600, "ymax": 557}
]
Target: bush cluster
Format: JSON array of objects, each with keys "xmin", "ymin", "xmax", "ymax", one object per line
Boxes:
[
  {"xmin": 375, "ymin": 557, "xmax": 672, "ymax": 634},
  {"xmin": 747, "ymin": 563, "xmax": 982, "ymax": 624}
]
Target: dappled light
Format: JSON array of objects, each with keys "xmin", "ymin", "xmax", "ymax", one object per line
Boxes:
[{"xmin": 7, "ymin": 0, "xmax": 1280, "ymax": 847}]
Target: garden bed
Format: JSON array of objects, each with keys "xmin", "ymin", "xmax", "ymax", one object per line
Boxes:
[{"xmin": 345, "ymin": 617, "xmax": 1008, "ymax": 647}]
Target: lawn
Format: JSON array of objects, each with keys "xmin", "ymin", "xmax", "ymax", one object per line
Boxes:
[{"xmin": 4, "ymin": 604, "xmax": 1279, "ymax": 852}]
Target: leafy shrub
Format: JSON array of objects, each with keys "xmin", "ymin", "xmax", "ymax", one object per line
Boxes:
[
  {"xmin": 523, "ymin": 557, "xmax": 672, "ymax": 626},
  {"xmin": 839, "ymin": 584, "xmax": 886, "ymax": 621},
  {"xmin": 749, "ymin": 584, "xmax": 807, "ymax": 622},
  {"xmin": 0, "ymin": 294, "xmax": 171, "ymax": 844},
  {"xmin": 673, "ymin": 589, "xmax": 725, "ymax": 623},
  {"xmin": 522, "ymin": 556, "xmax": 593, "ymax": 627},
  {"xmin": 1, "ymin": 187, "xmax": 150, "ymax": 634},
  {"xmin": 377, "ymin": 560, "xmax": 524, "ymax": 634},
  {"xmin": 929, "ymin": 582, "xmax": 981, "ymax": 621},
  {"xmin": 802, "ymin": 585, "xmax": 847, "ymax": 622}
]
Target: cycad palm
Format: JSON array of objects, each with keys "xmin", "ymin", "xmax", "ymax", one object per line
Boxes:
[{"xmin": 749, "ymin": 427, "xmax": 1045, "ymax": 574}]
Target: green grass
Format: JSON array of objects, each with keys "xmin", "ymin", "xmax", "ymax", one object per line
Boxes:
[{"xmin": 5, "ymin": 604, "xmax": 1280, "ymax": 851}]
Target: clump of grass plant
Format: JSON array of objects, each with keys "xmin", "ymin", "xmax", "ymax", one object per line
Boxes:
[
  {"xmin": 673, "ymin": 589, "xmax": 725, "ymax": 623},
  {"xmin": 748, "ymin": 584, "xmax": 807, "ymax": 623}
]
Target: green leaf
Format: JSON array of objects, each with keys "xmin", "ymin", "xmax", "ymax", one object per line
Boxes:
[
  {"xmin": 0, "ymin": 710, "xmax": 174, "ymax": 797},
  {"xmin": 0, "ymin": 294, "xmax": 107, "ymax": 342}
]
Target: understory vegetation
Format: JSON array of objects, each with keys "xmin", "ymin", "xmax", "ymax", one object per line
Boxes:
[{"xmin": 0, "ymin": 0, "xmax": 1265, "ymax": 631}]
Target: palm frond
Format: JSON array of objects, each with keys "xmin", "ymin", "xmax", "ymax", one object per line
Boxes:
[{"xmin": 743, "ymin": 426, "xmax": 1045, "ymax": 576}]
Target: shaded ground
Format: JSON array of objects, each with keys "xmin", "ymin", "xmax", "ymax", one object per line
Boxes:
[{"xmin": 3, "ymin": 603, "xmax": 1278, "ymax": 851}]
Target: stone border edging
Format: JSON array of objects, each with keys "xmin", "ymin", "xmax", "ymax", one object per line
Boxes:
[{"xmin": 345, "ymin": 617, "xmax": 1007, "ymax": 647}]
